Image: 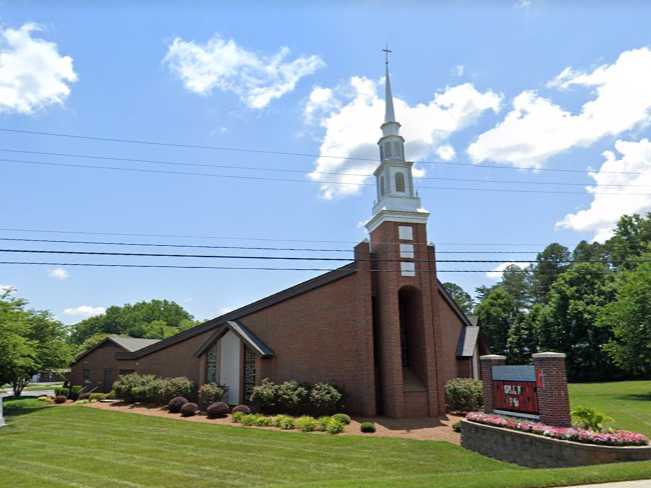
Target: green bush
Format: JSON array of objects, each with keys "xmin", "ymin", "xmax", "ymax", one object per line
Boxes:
[
  {"xmin": 317, "ymin": 416, "xmax": 331, "ymax": 431},
  {"xmin": 206, "ymin": 401, "xmax": 229, "ymax": 419},
  {"xmin": 231, "ymin": 404, "xmax": 251, "ymax": 415},
  {"xmin": 272, "ymin": 415, "xmax": 295, "ymax": 430},
  {"xmin": 232, "ymin": 411, "xmax": 245, "ymax": 423},
  {"xmin": 112, "ymin": 373, "xmax": 194, "ymax": 405},
  {"xmin": 295, "ymin": 416, "xmax": 320, "ymax": 432},
  {"xmin": 332, "ymin": 413, "xmax": 351, "ymax": 425},
  {"xmin": 444, "ymin": 378, "xmax": 483, "ymax": 413},
  {"xmin": 198, "ymin": 384, "xmax": 225, "ymax": 410},
  {"xmin": 89, "ymin": 393, "xmax": 109, "ymax": 402},
  {"xmin": 254, "ymin": 415, "xmax": 274, "ymax": 427},
  {"xmin": 572, "ymin": 406, "xmax": 613, "ymax": 432},
  {"xmin": 68, "ymin": 386, "xmax": 82, "ymax": 401},
  {"xmin": 452, "ymin": 421, "xmax": 462, "ymax": 433},
  {"xmin": 360, "ymin": 421, "xmax": 375, "ymax": 433},
  {"xmin": 251, "ymin": 378, "xmax": 344, "ymax": 416},
  {"xmin": 323, "ymin": 417, "xmax": 345, "ymax": 434},
  {"xmin": 167, "ymin": 396, "xmax": 188, "ymax": 414},
  {"xmin": 54, "ymin": 387, "xmax": 67, "ymax": 397},
  {"xmin": 240, "ymin": 414, "xmax": 261, "ymax": 426}
]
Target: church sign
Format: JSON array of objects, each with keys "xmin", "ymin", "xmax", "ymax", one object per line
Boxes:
[{"xmin": 491, "ymin": 365, "xmax": 539, "ymax": 418}]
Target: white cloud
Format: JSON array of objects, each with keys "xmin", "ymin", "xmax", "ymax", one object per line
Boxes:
[
  {"xmin": 164, "ymin": 34, "xmax": 324, "ymax": 109},
  {"xmin": 436, "ymin": 144, "xmax": 456, "ymax": 161},
  {"xmin": 486, "ymin": 262, "xmax": 529, "ymax": 280},
  {"xmin": 305, "ymin": 77, "xmax": 501, "ymax": 199},
  {"xmin": 0, "ymin": 23, "xmax": 77, "ymax": 114},
  {"xmin": 48, "ymin": 267, "xmax": 68, "ymax": 280},
  {"xmin": 63, "ymin": 305, "xmax": 105, "ymax": 318},
  {"xmin": 0, "ymin": 284, "xmax": 16, "ymax": 294},
  {"xmin": 557, "ymin": 139, "xmax": 651, "ymax": 242},
  {"xmin": 468, "ymin": 47, "xmax": 651, "ymax": 169},
  {"xmin": 516, "ymin": 0, "xmax": 532, "ymax": 8},
  {"xmin": 453, "ymin": 65, "xmax": 465, "ymax": 77}
]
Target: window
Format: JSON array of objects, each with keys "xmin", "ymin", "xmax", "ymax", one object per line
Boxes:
[
  {"xmin": 83, "ymin": 368, "xmax": 91, "ymax": 385},
  {"xmin": 395, "ymin": 172, "xmax": 406, "ymax": 192},
  {"xmin": 400, "ymin": 243, "xmax": 414, "ymax": 259},
  {"xmin": 401, "ymin": 262, "xmax": 416, "ymax": 277},
  {"xmin": 392, "ymin": 141, "xmax": 402, "ymax": 159},
  {"xmin": 103, "ymin": 368, "xmax": 113, "ymax": 391},
  {"xmin": 379, "ymin": 175, "xmax": 385, "ymax": 196},
  {"xmin": 398, "ymin": 225, "xmax": 413, "ymax": 240},
  {"xmin": 207, "ymin": 350, "xmax": 218, "ymax": 384},
  {"xmin": 384, "ymin": 141, "xmax": 393, "ymax": 158}
]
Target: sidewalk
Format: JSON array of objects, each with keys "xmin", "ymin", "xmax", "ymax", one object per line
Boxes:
[{"xmin": 566, "ymin": 481, "xmax": 651, "ymax": 488}]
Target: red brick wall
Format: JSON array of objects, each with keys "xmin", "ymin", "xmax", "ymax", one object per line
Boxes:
[
  {"xmin": 533, "ymin": 353, "xmax": 571, "ymax": 427},
  {"xmin": 70, "ymin": 342, "xmax": 136, "ymax": 391},
  {"xmin": 438, "ymin": 292, "xmax": 469, "ymax": 385},
  {"xmin": 240, "ymin": 245, "xmax": 375, "ymax": 415}
]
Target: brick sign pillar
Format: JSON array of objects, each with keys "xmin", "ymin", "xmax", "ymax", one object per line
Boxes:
[
  {"xmin": 532, "ymin": 352, "xmax": 571, "ymax": 427},
  {"xmin": 480, "ymin": 354, "xmax": 506, "ymax": 414}
]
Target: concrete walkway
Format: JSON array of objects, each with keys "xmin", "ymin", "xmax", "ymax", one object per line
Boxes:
[{"xmin": 565, "ymin": 482, "xmax": 651, "ymax": 488}]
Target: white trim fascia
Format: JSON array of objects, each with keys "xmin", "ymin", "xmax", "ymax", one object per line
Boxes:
[{"xmin": 365, "ymin": 208, "xmax": 430, "ymax": 234}]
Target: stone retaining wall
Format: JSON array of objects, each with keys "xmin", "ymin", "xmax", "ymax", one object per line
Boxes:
[{"xmin": 461, "ymin": 419, "xmax": 651, "ymax": 468}]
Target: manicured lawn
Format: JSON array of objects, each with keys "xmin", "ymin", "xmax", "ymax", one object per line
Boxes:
[
  {"xmin": 1, "ymin": 401, "xmax": 651, "ymax": 487},
  {"xmin": 569, "ymin": 380, "xmax": 651, "ymax": 436}
]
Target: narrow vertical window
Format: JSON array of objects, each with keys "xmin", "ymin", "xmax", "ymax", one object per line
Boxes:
[
  {"xmin": 395, "ymin": 172, "xmax": 406, "ymax": 192},
  {"xmin": 380, "ymin": 175, "xmax": 385, "ymax": 196}
]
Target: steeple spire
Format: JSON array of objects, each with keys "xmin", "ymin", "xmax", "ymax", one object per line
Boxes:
[{"xmin": 383, "ymin": 46, "xmax": 396, "ymax": 123}]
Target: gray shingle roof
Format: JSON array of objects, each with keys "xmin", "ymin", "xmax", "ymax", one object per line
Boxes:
[{"xmin": 108, "ymin": 335, "xmax": 160, "ymax": 352}]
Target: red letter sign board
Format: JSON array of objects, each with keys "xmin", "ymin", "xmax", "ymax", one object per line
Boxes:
[{"xmin": 491, "ymin": 365, "xmax": 540, "ymax": 417}]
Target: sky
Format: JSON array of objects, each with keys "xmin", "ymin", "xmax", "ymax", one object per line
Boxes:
[{"xmin": 3, "ymin": 0, "xmax": 651, "ymax": 324}]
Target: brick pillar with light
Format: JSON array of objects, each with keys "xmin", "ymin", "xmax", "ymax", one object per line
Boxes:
[
  {"xmin": 533, "ymin": 352, "xmax": 571, "ymax": 427},
  {"xmin": 480, "ymin": 354, "xmax": 506, "ymax": 414}
]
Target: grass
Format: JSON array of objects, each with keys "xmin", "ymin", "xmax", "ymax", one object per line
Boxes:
[
  {"xmin": 569, "ymin": 380, "xmax": 651, "ymax": 436},
  {"xmin": 1, "ymin": 399, "xmax": 651, "ymax": 488}
]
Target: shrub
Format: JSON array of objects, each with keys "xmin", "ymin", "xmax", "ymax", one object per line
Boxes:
[
  {"xmin": 168, "ymin": 396, "xmax": 188, "ymax": 414},
  {"xmin": 309, "ymin": 383, "xmax": 344, "ymax": 416},
  {"xmin": 68, "ymin": 386, "xmax": 82, "ymax": 401},
  {"xmin": 254, "ymin": 415, "xmax": 274, "ymax": 427},
  {"xmin": 251, "ymin": 378, "xmax": 344, "ymax": 416},
  {"xmin": 231, "ymin": 404, "xmax": 251, "ymax": 415},
  {"xmin": 273, "ymin": 415, "xmax": 295, "ymax": 430},
  {"xmin": 317, "ymin": 416, "xmax": 331, "ymax": 431},
  {"xmin": 54, "ymin": 395, "xmax": 67, "ymax": 404},
  {"xmin": 89, "ymin": 393, "xmax": 109, "ymax": 402},
  {"xmin": 444, "ymin": 378, "xmax": 483, "ymax": 413},
  {"xmin": 332, "ymin": 413, "xmax": 351, "ymax": 425},
  {"xmin": 160, "ymin": 377, "xmax": 195, "ymax": 404},
  {"xmin": 323, "ymin": 417, "xmax": 345, "ymax": 434},
  {"xmin": 296, "ymin": 416, "xmax": 320, "ymax": 432},
  {"xmin": 232, "ymin": 411, "xmax": 245, "ymax": 423},
  {"xmin": 54, "ymin": 387, "xmax": 67, "ymax": 397},
  {"xmin": 206, "ymin": 402, "xmax": 230, "ymax": 419},
  {"xmin": 240, "ymin": 414, "xmax": 261, "ymax": 426},
  {"xmin": 113, "ymin": 373, "xmax": 159, "ymax": 403},
  {"xmin": 360, "ymin": 421, "xmax": 375, "ymax": 433},
  {"xmin": 180, "ymin": 402, "xmax": 198, "ymax": 417},
  {"xmin": 199, "ymin": 384, "xmax": 225, "ymax": 410},
  {"xmin": 572, "ymin": 406, "xmax": 613, "ymax": 432},
  {"xmin": 452, "ymin": 421, "xmax": 462, "ymax": 433}
]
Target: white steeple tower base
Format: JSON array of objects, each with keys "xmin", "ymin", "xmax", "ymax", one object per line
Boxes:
[{"xmin": 365, "ymin": 208, "xmax": 429, "ymax": 234}]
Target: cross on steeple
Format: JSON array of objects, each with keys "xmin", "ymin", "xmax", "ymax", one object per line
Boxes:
[{"xmin": 382, "ymin": 45, "xmax": 392, "ymax": 65}]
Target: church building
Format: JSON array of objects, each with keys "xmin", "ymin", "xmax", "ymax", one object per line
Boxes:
[{"xmin": 71, "ymin": 60, "xmax": 484, "ymax": 418}]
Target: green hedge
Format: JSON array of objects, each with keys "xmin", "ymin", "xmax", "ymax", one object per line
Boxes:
[
  {"xmin": 444, "ymin": 378, "xmax": 483, "ymax": 413},
  {"xmin": 112, "ymin": 373, "xmax": 194, "ymax": 405},
  {"xmin": 250, "ymin": 378, "xmax": 343, "ymax": 416}
]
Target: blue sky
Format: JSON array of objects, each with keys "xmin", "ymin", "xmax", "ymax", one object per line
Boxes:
[{"xmin": 3, "ymin": 1, "xmax": 651, "ymax": 324}]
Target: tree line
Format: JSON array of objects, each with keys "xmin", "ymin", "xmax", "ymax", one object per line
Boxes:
[
  {"xmin": 444, "ymin": 213, "xmax": 651, "ymax": 382},
  {"xmin": 0, "ymin": 294, "xmax": 197, "ymax": 396}
]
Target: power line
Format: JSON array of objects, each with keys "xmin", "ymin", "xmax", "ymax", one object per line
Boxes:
[
  {"xmin": 2, "ymin": 157, "xmax": 646, "ymax": 196},
  {"xmin": 0, "ymin": 147, "xmax": 643, "ymax": 188},
  {"xmin": 0, "ymin": 259, "xmax": 537, "ymax": 273},
  {"xmin": 0, "ymin": 127, "xmax": 642, "ymax": 177},
  {"xmin": 0, "ymin": 236, "xmax": 550, "ymax": 254}
]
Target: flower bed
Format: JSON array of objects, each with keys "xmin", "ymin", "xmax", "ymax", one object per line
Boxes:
[{"xmin": 466, "ymin": 412, "xmax": 648, "ymax": 447}]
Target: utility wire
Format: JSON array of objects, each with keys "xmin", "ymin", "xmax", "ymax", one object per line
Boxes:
[
  {"xmin": 2, "ymin": 157, "xmax": 645, "ymax": 196},
  {"xmin": 0, "ymin": 147, "xmax": 643, "ymax": 188},
  {"xmin": 0, "ymin": 237, "xmax": 548, "ymax": 254},
  {"xmin": 0, "ymin": 127, "xmax": 639, "ymax": 176}
]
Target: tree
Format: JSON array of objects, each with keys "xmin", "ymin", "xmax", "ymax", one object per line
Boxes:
[
  {"xmin": 604, "ymin": 214, "xmax": 651, "ymax": 270},
  {"xmin": 442, "ymin": 282, "xmax": 474, "ymax": 316},
  {"xmin": 500, "ymin": 264, "xmax": 533, "ymax": 311},
  {"xmin": 531, "ymin": 243, "xmax": 569, "ymax": 303},
  {"xmin": 536, "ymin": 263, "xmax": 616, "ymax": 381},
  {"xmin": 0, "ymin": 291, "xmax": 72, "ymax": 396},
  {"xmin": 600, "ymin": 258, "xmax": 651, "ymax": 376},
  {"xmin": 506, "ymin": 304, "xmax": 542, "ymax": 363},
  {"xmin": 69, "ymin": 299, "xmax": 196, "ymax": 345},
  {"xmin": 476, "ymin": 287, "xmax": 518, "ymax": 355}
]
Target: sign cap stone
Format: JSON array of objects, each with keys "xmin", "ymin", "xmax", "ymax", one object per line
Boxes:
[{"xmin": 532, "ymin": 352, "xmax": 566, "ymax": 359}]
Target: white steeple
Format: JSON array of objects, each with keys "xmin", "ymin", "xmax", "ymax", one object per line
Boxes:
[{"xmin": 366, "ymin": 47, "xmax": 428, "ymax": 234}]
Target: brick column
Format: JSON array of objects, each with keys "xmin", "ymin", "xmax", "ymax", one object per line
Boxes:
[
  {"xmin": 480, "ymin": 355, "xmax": 505, "ymax": 413},
  {"xmin": 533, "ymin": 352, "xmax": 571, "ymax": 427}
]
